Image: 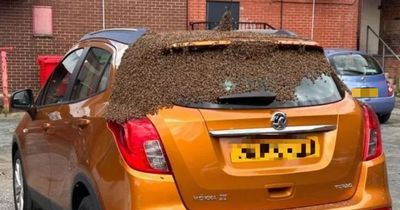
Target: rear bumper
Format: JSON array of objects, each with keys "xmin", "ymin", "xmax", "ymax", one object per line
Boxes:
[
  {"xmin": 293, "ymin": 154, "xmax": 392, "ymax": 210},
  {"xmin": 122, "ymin": 154, "xmax": 391, "ymax": 210},
  {"xmin": 124, "ymin": 166, "xmax": 186, "ymax": 210},
  {"xmin": 358, "ymin": 95, "xmax": 395, "ymax": 115},
  {"xmin": 339, "ymin": 154, "xmax": 392, "ymax": 209}
]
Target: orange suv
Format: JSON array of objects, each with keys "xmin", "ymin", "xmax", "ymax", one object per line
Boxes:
[{"xmin": 11, "ymin": 29, "xmax": 391, "ymax": 210}]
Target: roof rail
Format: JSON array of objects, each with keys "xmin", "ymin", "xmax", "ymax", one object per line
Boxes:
[
  {"xmin": 80, "ymin": 28, "xmax": 147, "ymax": 45},
  {"xmin": 189, "ymin": 21, "xmax": 275, "ymax": 30}
]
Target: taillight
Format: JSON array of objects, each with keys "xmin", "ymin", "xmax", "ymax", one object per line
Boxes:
[
  {"xmin": 362, "ymin": 104, "xmax": 383, "ymax": 161},
  {"xmin": 108, "ymin": 118, "xmax": 171, "ymax": 174},
  {"xmin": 386, "ymin": 80, "xmax": 394, "ymax": 96}
]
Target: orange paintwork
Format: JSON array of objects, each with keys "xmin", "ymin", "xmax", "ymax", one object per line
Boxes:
[{"xmin": 13, "ymin": 35, "xmax": 391, "ymax": 210}]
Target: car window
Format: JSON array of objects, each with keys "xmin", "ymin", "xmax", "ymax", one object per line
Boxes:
[
  {"xmin": 70, "ymin": 47, "xmax": 112, "ymax": 101},
  {"xmin": 42, "ymin": 49, "xmax": 84, "ymax": 105},
  {"xmin": 329, "ymin": 54, "xmax": 383, "ymax": 76},
  {"xmin": 181, "ymin": 74, "xmax": 343, "ymax": 109},
  {"xmin": 97, "ymin": 63, "xmax": 111, "ymax": 92}
]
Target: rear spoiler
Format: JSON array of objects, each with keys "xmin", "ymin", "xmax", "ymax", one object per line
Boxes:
[{"xmin": 170, "ymin": 39, "xmax": 323, "ymax": 52}]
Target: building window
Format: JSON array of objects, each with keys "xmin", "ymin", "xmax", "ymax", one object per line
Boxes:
[
  {"xmin": 206, "ymin": 1, "xmax": 240, "ymax": 30},
  {"xmin": 32, "ymin": 6, "xmax": 53, "ymax": 36}
]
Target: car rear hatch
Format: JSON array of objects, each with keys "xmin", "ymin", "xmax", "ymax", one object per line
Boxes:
[
  {"xmin": 108, "ymin": 38, "xmax": 365, "ymax": 209},
  {"xmin": 151, "ymin": 93, "xmax": 363, "ymax": 209}
]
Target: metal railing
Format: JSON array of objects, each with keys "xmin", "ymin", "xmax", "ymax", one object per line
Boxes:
[
  {"xmin": 366, "ymin": 25, "xmax": 400, "ymax": 70},
  {"xmin": 189, "ymin": 21, "xmax": 275, "ymax": 31},
  {"xmin": 365, "ymin": 25, "xmax": 400, "ymax": 87}
]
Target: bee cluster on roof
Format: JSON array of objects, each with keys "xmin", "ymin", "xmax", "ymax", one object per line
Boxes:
[{"xmin": 105, "ymin": 31, "xmax": 343, "ymax": 123}]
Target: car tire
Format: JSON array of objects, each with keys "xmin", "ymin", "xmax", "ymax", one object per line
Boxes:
[
  {"xmin": 13, "ymin": 150, "xmax": 33, "ymax": 210},
  {"xmin": 378, "ymin": 113, "xmax": 391, "ymax": 124},
  {"xmin": 78, "ymin": 196, "xmax": 99, "ymax": 210}
]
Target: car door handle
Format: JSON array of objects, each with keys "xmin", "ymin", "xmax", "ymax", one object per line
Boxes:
[
  {"xmin": 42, "ymin": 123, "xmax": 51, "ymax": 131},
  {"xmin": 73, "ymin": 119, "xmax": 91, "ymax": 128},
  {"xmin": 265, "ymin": 183, "xmax": 294, "ymax": 199}
]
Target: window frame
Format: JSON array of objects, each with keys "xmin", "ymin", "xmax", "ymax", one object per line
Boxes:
[
  {"xmin": 67, "ymin": 46, "xmax": 113, "ymax": 103},
  {"xmin": 36, "ymin": 47, "xmax": 89, "ymax": 108},
  {"xmin": 36, "ymin": 42, "xmax": 117, "ymax": 108}
]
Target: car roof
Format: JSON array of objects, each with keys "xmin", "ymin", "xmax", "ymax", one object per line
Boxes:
[
  {"xmin": 79, "ymin": 28, "xmax": 320, "ymax": 49},
  {"xmin": 80, "ymin": 28, "xmax": 147, "ymax": 45},
  {"xmin": 324, "ymin": 48, "xmax": 367, "ymax": 57}
]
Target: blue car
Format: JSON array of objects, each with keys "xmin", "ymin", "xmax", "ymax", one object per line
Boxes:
[{"xmin": 325, "ymin": 49, "xmax": 395, "ymax": 123}]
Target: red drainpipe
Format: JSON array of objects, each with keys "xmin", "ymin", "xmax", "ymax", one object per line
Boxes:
[{"xmin": 0, "ymin": 47, "xmax": 13, "ymax": 114}]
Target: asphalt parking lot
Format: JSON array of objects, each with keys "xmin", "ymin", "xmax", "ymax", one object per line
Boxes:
[{"xmin": 0, "ymin": 103, "xmax": 399, "ymax": 209}]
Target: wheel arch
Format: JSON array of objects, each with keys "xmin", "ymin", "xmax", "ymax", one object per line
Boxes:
[{"xmin": 71, "ymin": 173, "xmax": 103, "ymax": 210}]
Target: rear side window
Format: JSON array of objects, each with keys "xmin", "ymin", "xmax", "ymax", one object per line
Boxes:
[
  {"xmin": 328, "ymin": 54, "xmax": 382, "ymax": 76},
  {"xmin": 70, "ymin": 47, "xmax": 112, "ymax": 101},
  {"xmin": 42, "ymin": 49, "xmax": 83, "ymax": 105}
]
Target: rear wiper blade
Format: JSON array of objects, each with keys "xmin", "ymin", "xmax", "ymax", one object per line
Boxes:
[
  {"xmin": 218, "ymin": 91, "xmax": 276, "ymax": 106},
  {"xmin": 340, "ymin": 69, "xmax": 364, "ymax": 75}
]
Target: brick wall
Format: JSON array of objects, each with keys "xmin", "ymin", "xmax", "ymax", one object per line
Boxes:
[
  {"xmin": 1, "ymin": 0, "xmax": 361, "ymax": 94},
  {"xmin": 380, "ymin": 0, "xmax": 400, "ymax": 82},
  {"xmin": 0, "ymin": 0, "xmax": 187, "ymax": 94},
  {"xmin": 188, "ymin": 0, "xmax": 359, "ymax": 49},
  {"xmin": 384, "ymin": 57, "xmax": 400, "ymax": 81},
  {"xmin": 381, "ymin": 0, "xmax": 400, "ymax": 54}
]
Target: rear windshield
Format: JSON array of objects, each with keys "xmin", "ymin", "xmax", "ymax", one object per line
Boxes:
[
  {"xmin": 328, "ymin": 53, "xmax": 383, "ymax": 76},
  {"xmin": 183, "ymin": 74, "xmax": 343, "ymax": 109},
  {"xmin": 106, "ymin": 31, "xmax": 346, "ymax": 122}
]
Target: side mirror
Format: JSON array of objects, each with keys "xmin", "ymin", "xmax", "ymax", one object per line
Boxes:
[
  {"xmin": 11, "ymin": 89, "xmax": 33, "ymax": 109},
  {"xmin": 11, "ymin": 89, "xmax": 36, "ymax": 117}
]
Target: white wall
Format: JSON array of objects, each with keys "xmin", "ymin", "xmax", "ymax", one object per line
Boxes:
[{"xmin": 360, "ymin": 0, "xmax": 381, "ymax": 55}]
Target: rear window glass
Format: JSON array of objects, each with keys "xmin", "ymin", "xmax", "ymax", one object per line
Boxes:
[
  {"xmin": 168, "ymin": 46, "xmax": 343, "ymax": 109},
  {"xmin": 264, "ymin": 74, "xmax": 342, "ymax": 108},
  {"xmin": 328, "ymin": 54, "xmax": 382, "ymax": 76},
  {"xmin": 106, "ymin": 31, "xmax": 345, "ymax": 122},
  {"xmin": 182, "ymin": 74, "xmax": 343, "ymax": 109}
]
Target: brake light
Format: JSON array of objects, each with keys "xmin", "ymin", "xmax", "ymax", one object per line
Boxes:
[
  {"xmin": 108, "ymin": 118, "xmax": 171, "ymax": 174},
  {"xmin": 362, "ymin": 104, "xmax": 383, "ymax": 161},
  {"xmin": 386, "ymin": 80, "xmax": 394, "ymax": 96}
]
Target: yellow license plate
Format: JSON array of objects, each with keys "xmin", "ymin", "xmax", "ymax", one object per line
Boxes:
[
  {"xmin": 231, "ymin": 137, "xmax": 320, "ymax": 163},
  {"xmin": 352, "ymin": 88, "xmax": 378, "ymax": 98}
]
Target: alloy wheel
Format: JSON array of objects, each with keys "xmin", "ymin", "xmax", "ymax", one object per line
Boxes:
[{"xmin": 14, "ymin": 159, "xmax": 24, "ymax": 210}]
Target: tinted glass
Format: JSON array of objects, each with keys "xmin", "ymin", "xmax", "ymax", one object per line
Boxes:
[
  {"xmin": 329, "ymin": 54, "xmax": 383, "ymax": 76},
  {"xmin": 285, "ymin": 75, "xmax": 342, "ymax": 107},
  {"xmin": 71, "ymin": 48, "xmax": 112, "ymax": 101},
  {"xmin": 97, "ymin": 63, "xmax": 111, "ymax": 92},
  {"xmin": 43, "ymin": 49, "xmax": 83, "ymax": 105},
  {"xmin": 185, "ymin": 74, "xmax": 343, "ymax": 109}
]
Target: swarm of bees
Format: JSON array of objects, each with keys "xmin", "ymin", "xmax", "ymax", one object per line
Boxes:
[
  {"xmin": 105, "ymin": 31, "xmax": 340, "ymax": 123},
  {"xmin": 215, "ymin": 10, "xmax": 233, "ymax": 31}
]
